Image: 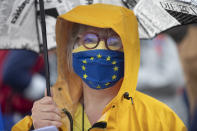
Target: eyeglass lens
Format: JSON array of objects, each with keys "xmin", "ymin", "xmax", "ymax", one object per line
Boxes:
[
  {"xmin": 82, "ymin": 33, "xmax": 122, "ymax": 50},
  {"xmin": 83, "ymin": 34, "xmax": 98, "ymax": 48}
]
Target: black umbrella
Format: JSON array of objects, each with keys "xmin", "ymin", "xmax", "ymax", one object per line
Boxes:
[
  {"xmin": 38, "ymin": 0, "xmax": 51, "ymax": 96},
  {"xmin": 38, "ymin": 0, "xmax": 73, "ymax": 131}
]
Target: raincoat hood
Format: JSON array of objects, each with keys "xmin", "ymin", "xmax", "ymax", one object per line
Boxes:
[
  {"xmin": 53, "ymin": 3, "xmax": 140, "ymax": 129},
  {"xmin": 54, "ymin": 3, "xmax": 139, "ymax": 114}
]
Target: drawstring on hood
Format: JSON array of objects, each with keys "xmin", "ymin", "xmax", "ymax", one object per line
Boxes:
[{"xmin": 123, "ymin": 92, "xmax": 134, "ymax": 104}]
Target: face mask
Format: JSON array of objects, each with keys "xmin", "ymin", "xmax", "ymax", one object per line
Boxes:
[{"xmin": 72, "ymin": 49, "xmax": 124, "ymax": 90}]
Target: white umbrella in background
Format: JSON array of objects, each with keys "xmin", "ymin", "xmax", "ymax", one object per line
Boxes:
[{"xmin": 134, "ymin": 0, "xmax": 197, "ymax": 39}]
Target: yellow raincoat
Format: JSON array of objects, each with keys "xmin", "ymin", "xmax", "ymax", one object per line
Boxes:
[{"xmin": 12, "ymin": 4, "xmax": 186, "ymax": 131}]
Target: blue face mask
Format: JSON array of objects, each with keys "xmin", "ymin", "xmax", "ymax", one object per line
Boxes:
[{"xmin": 72, "ymin": 49, "xmax": 124, "ymax": 90}]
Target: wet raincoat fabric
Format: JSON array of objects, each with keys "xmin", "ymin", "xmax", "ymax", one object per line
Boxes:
[{"xmin": 12, "ymin": 4, "xmax": 186, "ymax": 131}]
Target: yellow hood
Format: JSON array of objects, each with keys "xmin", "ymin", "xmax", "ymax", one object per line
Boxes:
[{"xmin": 53, "ymin": 3, "xmax": 140, "ymax": 129}]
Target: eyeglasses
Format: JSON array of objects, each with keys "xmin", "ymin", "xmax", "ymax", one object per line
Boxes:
[{"xmin": 74, "ymin": 31, "xmax": 123, "ymax": 51}]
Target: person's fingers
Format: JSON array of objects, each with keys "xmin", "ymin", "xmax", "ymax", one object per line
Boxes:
[
  {"xmin": 33, "ymin": 119, "xmax": 62, "ymax": 129},
  {"xmin": 32, "ymin": 111, "xmax": 61, "ymax": 121},
  {"xmin": 35, "ymin": 104, "xmax": 61, "ymax": 116},
  {"xmin": 31, "ymin": 96, "xmax": 62, "ymax": 129},
  {"xmin": 32, "ymin": 97, "xmax": 60, "ymax": 115},
  {"xmin": 39, "ymin": 96, "xmax": 54, "ymax": 104}
]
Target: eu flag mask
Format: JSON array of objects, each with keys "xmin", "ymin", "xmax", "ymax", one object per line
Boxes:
[{"xmin": 72, "ymin": 49, "xmax": 124, "ymax": 90}]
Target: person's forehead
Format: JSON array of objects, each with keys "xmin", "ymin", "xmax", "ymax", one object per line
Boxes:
[
  {"xmin": 84, "ymin": 26, "xmax": 118, "ymax": 35},
  {"xmin": 86, "ymin": 26, "xmax": 108, "ymax": 32}
]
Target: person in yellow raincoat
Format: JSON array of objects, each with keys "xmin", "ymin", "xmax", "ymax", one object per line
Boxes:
[{"xmin": 12, "ymin": 4, "xmax": 186, "ymax": 131}]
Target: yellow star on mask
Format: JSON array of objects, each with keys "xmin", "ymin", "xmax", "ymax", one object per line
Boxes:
[
  {"xmin": 82, "ymin": 65, "xmax": 86, "ymax": 71},
  {"xmin": 82, "ymin": 60, "xmax": 87, "ymax": 64},
  {"xmin": 112, "ymin": 61, "xmax": 117, "ymax": 65},
  {"xmin": 113, "ymin": 66, "xmax": 119, "ymax": 71},
  {"xmin": 96, "ymin": 85, "xmax": 101, "ymax": 88},
  {"xmin": 112, "ymin": 75, "xmax": 117, "ymax": 80},
  {"xmin": 105, "ymin": 82, "xmax": 110, "ymax": 86},
  {"xmin": 106, "ymin": 56, "xmax": 111, "ymax": 61},
  {"xmin": 90, "ymin": 57, "xmax": 94, "ymax": 61},
  {"xmin": 97, "ymin": 54, "xmax": 102, "ymax": 58},
  {"xmin": 83, "ymin": 74, "xmax": 88, "ymax": 79}
]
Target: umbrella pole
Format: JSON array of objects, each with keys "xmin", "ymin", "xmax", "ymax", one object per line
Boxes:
[
  {"xmin": 38, "ymin": 0, "xmax": 51, "ymax": 96},
  {"xmin": 38, "ymin": 1, "xmax": 74, "ymax": 131}
]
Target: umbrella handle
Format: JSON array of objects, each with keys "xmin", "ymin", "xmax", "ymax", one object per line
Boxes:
[
  {"xmin": 38, "ymin": 0, "xmax": 51, "ymax": 96},
  {"xmin": 38, "ymin": 2, "xmax": 73, "ymax": 131}
]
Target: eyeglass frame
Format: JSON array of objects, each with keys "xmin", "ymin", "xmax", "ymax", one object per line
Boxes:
[{"xmin": 75, "ymin": 30, "xmax": 123, "ymax": 51}]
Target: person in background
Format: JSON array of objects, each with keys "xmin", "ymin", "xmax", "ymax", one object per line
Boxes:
[
  {"xmin": 2, "ymin": 50, "xmax": 46, "ymax": 100},
  {"xmin": 137, "ymin": 34, "xmax": 187, "ymax": 125},
  {"xmin": 176, "ymin": 24, "xmax": 197, "ymax": 131},
  {"xmin": 0, "ymin": 50, "xmax": 45, "ymax": 130},
  {"xmin": 13, "ymin": 4, "xmax": 186, "ymax": 131},
  {"xmin": 0, "ymin": 107, "xmax": 4, "ymax": 131}
]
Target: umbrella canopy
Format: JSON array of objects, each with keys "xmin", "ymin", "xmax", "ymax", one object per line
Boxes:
[{"xmin": 134, "ymin": 0, "xmax": 197, "ymax": 39}]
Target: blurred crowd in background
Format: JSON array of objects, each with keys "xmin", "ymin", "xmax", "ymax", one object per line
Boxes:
[
  {"xmin": 0, "ymin": 49, "xmax": 58, "ymax": 131},
  {"xmin": 0, "ymin": 0, "xmax": 197, "ymax": 131}
]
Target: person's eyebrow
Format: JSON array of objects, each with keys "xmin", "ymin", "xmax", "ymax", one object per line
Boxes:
[{"xmin": 86, "ymin": 28, "xmax": 99, "ymax": 33}]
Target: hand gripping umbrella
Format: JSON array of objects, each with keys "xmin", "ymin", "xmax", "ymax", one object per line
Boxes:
[{"xmin": 38, "ymin": 0, "xmax": 73, "ymax": 131}]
